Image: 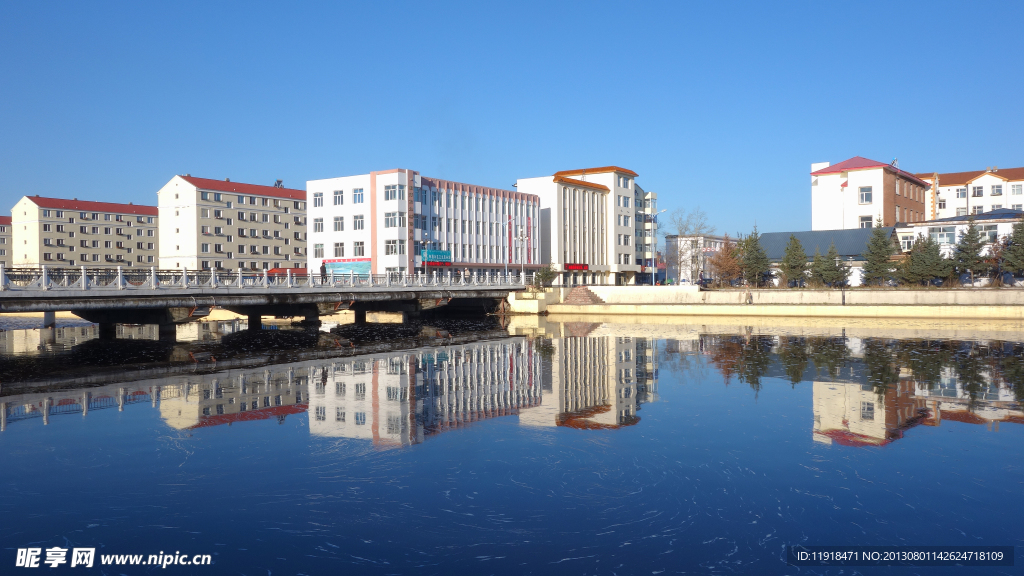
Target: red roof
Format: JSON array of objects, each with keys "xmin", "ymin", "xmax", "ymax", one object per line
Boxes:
[
  {"xmin": 24, "ymin": 196, "xmax": 158, "ymax": 216},
  {"xmin": 0, "ymin": 216, "xmax": 11, "ymax": 225},
  {"xmin": 554, "ymin": 166, "xmax": 639, "ymax": 178},
  {"xmin": 180, "ymin": 175, "xmax": 305, "ymax": 200},
  {"xmin": 552, "ymin": 176, "xmax": 611, "ymax": 191},
  {"xmin": 811, "ymin": 156, "xmax": 930, "ymax": 187}
]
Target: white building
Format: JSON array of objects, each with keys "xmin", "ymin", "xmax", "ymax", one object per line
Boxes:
[
  {"xmin": 664, "ymin": 233, "xmax": 735, "ymax": 284},
  {"xmin": 898, "ymin": 208, "xmax": 1023, "ymax": 258},
  {"xmin": 915, "ymin": 167, "xmax": 1024, "ymax": 220},
  {"xmin": 811, "ymin": 156, "xmax": 930, "ymax": 230},
  {"xmin": 516, "ymin": 166, "xmax": 656, "ymax": 286},
  {"xmin": 306, "ymin": 169, "xmax": 542, "ymax": 277},
  {"xmin": 157, "ymin": 175, "xmax": 306, "ymax": 271},
  {"xmin": 11, "ymin": 196, "xmax": 158, "ymax": 268}
]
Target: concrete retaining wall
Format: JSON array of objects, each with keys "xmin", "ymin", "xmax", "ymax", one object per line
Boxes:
[
  {"xmin": 579, "ymin": 287, "xmax": 1024, "ymax": 306},
  {"xmin": 545, "ymin": 303, "xmax": 1024, "ymax": 320}
]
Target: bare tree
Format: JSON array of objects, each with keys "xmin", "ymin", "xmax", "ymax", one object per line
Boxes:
[{"xmin": 665, "ymin": 207, "xmax": 716, "ymax": 283}]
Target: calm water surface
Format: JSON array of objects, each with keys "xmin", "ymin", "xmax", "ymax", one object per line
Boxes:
[{"xmin": 1, "ymin": 317, "xmax": 1022, "ymax": 575}]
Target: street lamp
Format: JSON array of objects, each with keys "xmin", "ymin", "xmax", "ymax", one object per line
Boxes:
[
  {"xmin": 650, "ymin": 209, "xmax": 667, "ymax": 285},
  {"xmin": 516, "ymin": 226, "xmax": 527, "ymax": 281}
]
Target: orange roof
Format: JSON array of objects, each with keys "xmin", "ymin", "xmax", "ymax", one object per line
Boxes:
[
  {"xmin": 24, "ymin": 196, "xmax": 158, "ymax": 216},
  {"xmin": 915, "ymin": 167, "xmax": 1024, "ymax": 187},
  {"xmin": 554, "ymin": 166, "xmax": 639, "ymax": 178},
  {"xmin": 553, "ymin": 176, "xmax": 610, "ymax": 191},
  {"xmin": 180, "ymin": 175, "xmax": 305, "ymax": 201},
  {"xmin": 0, "ymin": 216, "xmax": 11, "ymax": 225}
]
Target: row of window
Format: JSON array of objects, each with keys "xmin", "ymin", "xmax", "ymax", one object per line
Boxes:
[
  {"xmin": 199, "ymin": 209, "xmax": 304, "ymax": 225},
  {"xmin": 313, "ymin": 242, "xmax": 365, "ymax": 258},
  {"xmin": 312, "ymin": 189, "xmax": 366, "ymax": 208},
  {"xmin": 952, "ymin": 184, "xmax": 1023, "ymax": 198},
  {"xmin": 199, "ymin": 191, "xmax": 305, "ymax": 211},
  {"xmin": 200, "ymin": 243, "xmax": 305, "ymax": 256},
  {"xmin": 45, "ymin": 224, "xmax": 155, "ymax": 237},
  {"xmin": 40, "ymin": 210, "xmax": 154, "ymax": 223},
  {"xmin": 416, "ymin": 188, "xmax": 535, "ymax": 218},
  {"xmin": 313, "ymin": 216, "xmax": 364, "ymax": 233},
  {"xmin": 39, "ymin": 253, "xmax": 154, "ymax": 264},
  {"xmin": 198, "ymin": 261, "xmax": 301, "ymax": 270}
]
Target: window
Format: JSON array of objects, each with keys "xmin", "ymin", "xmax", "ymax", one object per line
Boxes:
[
  {"xmin": 992, "ymin": 204, "xmax": 1002, "ymax": 211},
  {"xmin": 384, "ymin": 239, "xmax": 406, "ymax": 255},
  {"xmin": 353, "ymin": 188, "xmax": 364, "ymax": 203},
  {"xmin": 383, "ymin": 184, "xmax": 406, "ymax": 201},
  {"xmin": 991, "ymin": 185, "xmax": 1003, "ymax": 196},
  {"xmin": 384, "ymin": 212, "xmax": 406, "ymax": 228},
  {"xmin": 860, "ymin": 402, "xmax": 874, "ymax": 421},
  {"xmin": 956, "ymin": 207, "xmax": 968, "ymax": 216},
  {"xmin": 972, "ymin": 205, "xmax": 983, "ymax": 215},
  {"xmin": 200, "ymin": 191, "xmax": 209, "ymax": 200},
  {"xmin": 314, "ymin": 243, "xmax": 324, "ymax": 258},
  {"xmin": 201, "ymin": 243, "xmax": 210, "ymax": 253},
  {"xmin": 333, "ymin": 190, "xmax": 343, "ymax": 205},
  {"xmin": 313, "ymin": 218, "xmax": 324, "ymax": 232},
  {"xmin": 938, "ymin": 199, "xmax": 946, "ymax": 209},
  {"xmin": 333, "ymin": 216, "xmax": 343, "ymax": 231},
  {"xmin": 353, "ymin": 215, "xmax": 364, "ymax": 230},
  {"xmin": 333, "ymin": 242, "xmax": 344, "ymax": 257},
  {"xmin": 982, "ymin": 224, "xmax": 998, "ymax": 244},
  {"xmin": 201, "ymin": 208, "xmax": 210, "ymax": 218},
  {"xmin": 859, "ymin": 186, "xmax": 872, "ymax": 204},
  {"xmin": 201, "ymin": 225, "xmax": 211, "ymax": 234},
  {"xmin": 1012, "ymin": 184, "xmax": 1022, "ymax": 196},
  {"xmin": 972, "ymin": 186, "xmax": 984, "ymax": 197},
  {"xmin": 1012, "ymin": 204, "xmax": 1023, "ymax": 211},
  {"xmin": 928, "ymin": 226, "xmax": 956, "ymax": 244},
  {"xmin": 313, "ymin": 192, "xmax": 323, "ymax": 207},
  {"xmin": 956, "ymin": 188, "xmax": 967, "ymax": 198},
  {"xmin": 353, "ymin": 241, "xmax": 365, "ymax": 256},
  {"xmin": 859, "ymin": 216, "xmax": 873, "ymax": 228}
]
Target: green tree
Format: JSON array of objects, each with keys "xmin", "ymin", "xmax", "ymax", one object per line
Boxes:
[
  {"xmin": 532, "ymin": 264, "xmax": 557, "ymax": 289},
  {"xmin": 742, "ymin": 225, "xmax": 772, "ymax": 287},
  {"xmin": 779, "ymin": 235, "xmax": 808, "ymax": 287},
  {"xmin": 809, "ymin": 247, "xmax": 828, "ymax": 287},
  {"xmin": 901, "ymin": 234, "xmax": 951, "ymax": 285},
  {"xmin": 1002, "ymin": 219, "xmax": 1024, "ymax": 276},
  {"xmin": 823, "ymin": 242, "xmax": 851, "ymax": 287},
  {"xmin": 952, "ymin": 217, "xmax": 988, "ymax": 282},
  {"xmin": 861, "ymin": 218, "xmax": 896, "ymax": 286}
]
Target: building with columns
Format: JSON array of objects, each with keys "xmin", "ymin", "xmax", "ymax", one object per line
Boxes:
[
  {"xmin": 811, "ymin": 157, "xmax": 929, "ymax": 230},
  {"xmin": 306, "ymin": 169, "xmax": 542, "ymax": 277},
  {"xmin": 516, "ymin": 166, "xmax": 657, "ymax": 286}
]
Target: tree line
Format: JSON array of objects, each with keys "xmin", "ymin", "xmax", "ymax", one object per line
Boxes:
[{"xmin": 703, "ymin": 217, "xmax": 1024, "ymax": 288}]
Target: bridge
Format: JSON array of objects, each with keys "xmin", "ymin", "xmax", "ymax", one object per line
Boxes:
[{"xmin": 0, "ymin": 266, "xmax": 531, "ymax": 339}]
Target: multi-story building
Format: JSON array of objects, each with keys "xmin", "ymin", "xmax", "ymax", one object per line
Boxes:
[
  {"xmin": 157, "ymin": 175, "xmax": 306, "ymax": 271},
  {"xmin": 898, "ymin": 208, "xmax": 1023, "ymax": 258},
  {"xmin": 516, "ymin": 166, "xmax": 655, "ymax": 286},
  {"xmin": 916, "ymin": 166, "xmax": 1024, "ymax": 220},
  {"xmin": 664, "ymin": 233, "xmax": 735, "ymax": 284},
  {"xmin": 811, "ymin": 156, "xmax": 929, "ymax": 230},
  {"xmin": 10, "ymin": 196, "xmax": 158, "ymax": 268},
  {"xmin": 0, "ymin": 216, "xmax": 10, "ymax": 268},
  {"xmin": 306, "ymin": 169, "xmax": 542, "ymax": 277}
]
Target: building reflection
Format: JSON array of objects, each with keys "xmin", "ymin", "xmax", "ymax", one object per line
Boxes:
[{"xmin": 812, "ymin": 380, "xmax": 929, "ymax": 446}]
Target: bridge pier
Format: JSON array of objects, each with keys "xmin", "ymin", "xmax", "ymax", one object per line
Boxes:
[
  {"xmin": 247, "ymin": 313, "xmax": 263, "ymax": 331},
  {"xmin": 353, "ymin": 310, "xmax": 367, "ymax": 325},
  {"xmin": 98, "ymin": 323, "xmax": 117, "ymax": 340},
  {"xmin": 158, "ymin": 323, "xmax": 178, "ymax": 341},
  {"xmin": 42, "ymin": 311, "xmax": 56, "ymax": 328}
]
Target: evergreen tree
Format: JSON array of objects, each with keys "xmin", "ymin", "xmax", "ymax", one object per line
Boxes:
[
  {"xmin": 742, "ymin": 225, "xmax": 771, "ymax": 287},
  {"xmin": 952, "ymin": 217, "xmax": 988, "ymax": 282},
  {"xmin": 1002, "ymin": 219, "xmax": 1024, "ymax": 276},
  {"xmin": 824, "ymin": 242, "xmax": 850, "ymax": 287},
  {"xmin": 779, "ymin": 235, "xmax": 808, "ymax": 287},
  {"xmin": 901, "ymin": 234, "xmax": 950, "ymax": 285},
  {"xmin": 809, "ymin": 248, "xmax": 828, "ymax": 287},
  {"xmin": 861, "ymin": 218, "xmax": 896, "ymax": 286}
]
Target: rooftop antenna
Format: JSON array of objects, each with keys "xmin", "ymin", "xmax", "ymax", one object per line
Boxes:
[
  {"xmin": 274, "ymin": 180, "xmax": 283, "ymax": 188},
  {"xmin": 891, "ymin": 158, "xmax": 899, "ymax": 170}
]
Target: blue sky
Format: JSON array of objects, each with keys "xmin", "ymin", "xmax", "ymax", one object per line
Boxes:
[{"xmin": 1, "ymin": 1, "xmax": 1021, "ymax": 234}]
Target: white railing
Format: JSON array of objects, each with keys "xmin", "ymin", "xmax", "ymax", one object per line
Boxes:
[{"xmin": 0, "ymin": 265, "xmax": 532, "ymax": 293}]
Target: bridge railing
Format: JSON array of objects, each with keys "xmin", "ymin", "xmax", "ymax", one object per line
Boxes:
[{"xmin": 0, "ymin": 265, "xmax": 533, "ymax": 292}]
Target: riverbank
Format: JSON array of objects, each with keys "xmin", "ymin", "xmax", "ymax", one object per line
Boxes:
[{"xmin": 509, "ymin": 286, "xmax": 1024, "ymax": 320}]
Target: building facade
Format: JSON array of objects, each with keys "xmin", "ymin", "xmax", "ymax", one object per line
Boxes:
[
  {"xmin": 898, "ymin": 208, "xmax": 1023, "ymax": 258},
  {"xmin": 811, "ymin": 157, "xmax": 929, "ymax": 230},
  {"xmin": 306, "ymin": 169, "xmax": 542, "ymax": 277},
  {"xmin": 10, "ymin": 196, "xmax": 158, "ymax": 268},
  {"xmin": 0, "ymin": 216, "xmax": 10, "ymax": 268},
  {"xmin": 516, "ymin": 166, "xmax": 655, "ymax": 285},
  {"xmin": 916, "ymin": 167, "xmax": 1024, "ymax": 220},
  {"xmin": 664, "ymin": 233, "xmax": 734, "ymax": 284},
  {"xmin": 157, "ymin": 175, "xmax": 306, "ymax": 271}
]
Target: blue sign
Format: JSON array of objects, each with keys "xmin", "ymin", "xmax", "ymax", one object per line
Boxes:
[{"xmin": 422, "ymin": 249, "xmax": 451, "ymax": 264}]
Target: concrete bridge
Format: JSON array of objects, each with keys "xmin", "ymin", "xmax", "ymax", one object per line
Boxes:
[{"xmin": 0, "ymin": 266, "xmax": 530, "ymax": 339}]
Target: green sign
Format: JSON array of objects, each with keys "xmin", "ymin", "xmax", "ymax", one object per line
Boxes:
[{"xmin": 422, "ymin": 249, "xmax": 451, "ymax": 263}]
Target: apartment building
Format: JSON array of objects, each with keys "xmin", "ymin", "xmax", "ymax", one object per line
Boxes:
[
  {"xmin": 811, "ymin": 157, "xmax": 929, "ymax": 230},
  {"xmin": 157, "ymin": 175, "xmax": 306, "ymax": 271},
  {"xmin": 0, "ymin": 216, "xmax": 10, "ymax": 268},
  {"xmin": 916, "ymin": 167, "xmax": 1024, "ymax": 220},
  {"xmin": 516, "ymin": 166, "xmax": 654, "ymax": 285},
  {"xmin": 306, "ymin": 169, "xmax": 542, "ymax": 276},
  {"xmin": 665, "ymin": 233, "xmax": 735, "ymax": 284},
  {"xmin": 10, "ymin": 196, "xmax": 158, "ymax": 268}
]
